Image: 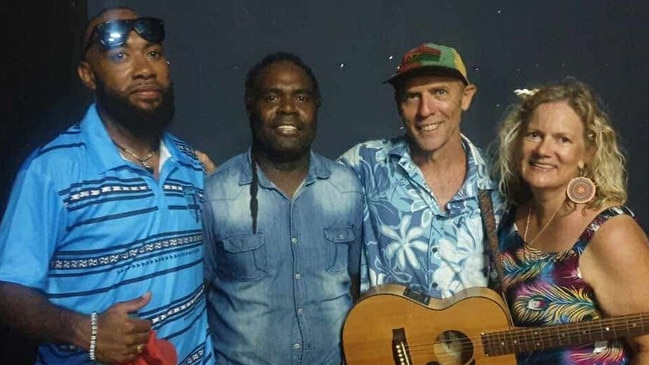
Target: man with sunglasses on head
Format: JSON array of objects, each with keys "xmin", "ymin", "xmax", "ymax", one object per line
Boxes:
[{"xmin": 0, "ymin": 7, "xmax": 214, "ymax": 365}]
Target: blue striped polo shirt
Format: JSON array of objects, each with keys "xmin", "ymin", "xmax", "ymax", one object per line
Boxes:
[{"xmin": 0, "ymin": 104, "xmax": 215, "ymax": 365}]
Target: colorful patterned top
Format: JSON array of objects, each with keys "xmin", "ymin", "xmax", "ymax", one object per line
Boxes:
[{"xmin": 500, "ymin": 205, "xmax": 633, "ymax": 364}]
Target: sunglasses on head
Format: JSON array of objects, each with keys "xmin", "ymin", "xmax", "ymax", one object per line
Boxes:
[{"xmin": 84, "ymin": 17, "xmax": 165, "ymax": 52}]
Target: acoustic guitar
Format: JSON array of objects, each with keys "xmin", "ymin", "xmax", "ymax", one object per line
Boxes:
[{"xmin": 342, "ymin": 284, "xmax": 647, "ymax": 365}]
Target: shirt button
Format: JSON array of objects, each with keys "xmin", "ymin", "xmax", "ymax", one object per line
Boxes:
[
  {"xmin": 293, "ymin": 343, "xmax": 301, "ymax": 350},
  {"xmin": 295, "ymin": 273, "xmax": 301, "ymax": 279},
  {"xmin": 297, "ymin": 308, "xmax": 303, "ymax": 314},
  {"xmin": 432, "ymin": 247, "xmax": 438, "ymax": 253},
  {"xmin": 291, "ymin": 237, "xmax": 298, "ymax": 244}
]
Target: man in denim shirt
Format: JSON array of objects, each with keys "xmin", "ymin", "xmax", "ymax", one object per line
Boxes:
[
  {"xmin": 339, "ymin": 42, "xmax": 504, "ymax": 298},
  {"xmin": 203, "ymin": 52, "xmax": 363, "ymax": 364}
]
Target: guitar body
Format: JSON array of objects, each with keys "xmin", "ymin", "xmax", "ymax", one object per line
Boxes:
[{"xmin": 342, "ymin": 284, "xmax": 517, "ymax": 365}]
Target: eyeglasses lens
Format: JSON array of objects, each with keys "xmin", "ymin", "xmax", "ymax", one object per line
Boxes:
[
  {"xmin": 89, "ymin": 17, "xmax": 165, "ymax": 50},
  {"xmin": 133, "ymin": 18, "xmax": 165, "ymax": 44},
  {"xmin": 97, "ymin": 20, "xmax": 130, "ymax": 48}
]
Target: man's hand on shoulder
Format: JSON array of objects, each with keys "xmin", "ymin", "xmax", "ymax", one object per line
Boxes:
[{"xmin": 195, "ymin": 150, "xmax": 217, "ymax": 175}]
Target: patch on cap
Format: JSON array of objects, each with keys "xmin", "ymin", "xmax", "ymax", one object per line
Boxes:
[{"xmin": 386, "ymin": 42, "xmax": 470, "ymax": 85}]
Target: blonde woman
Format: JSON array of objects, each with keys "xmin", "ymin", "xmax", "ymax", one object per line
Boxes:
[{"xmin": 494, "ymin": 79, "xmax": 649, "ymax": 364}]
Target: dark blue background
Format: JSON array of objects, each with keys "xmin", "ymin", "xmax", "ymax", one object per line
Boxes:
[
  {"xmin": 2, "ymin": 1, "xmax": 649, "ymax": 363},
  {"xmin": 88, "ymin": 1, "xmax": 649, "ymax": 225}
]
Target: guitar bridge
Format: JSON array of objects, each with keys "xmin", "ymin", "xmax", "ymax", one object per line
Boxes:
[{"xmin": 392, "ymin": 328, "xmax": 413, "ymax": 365}]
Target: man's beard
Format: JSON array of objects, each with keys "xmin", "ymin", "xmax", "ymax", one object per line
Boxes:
[{"xmin": 95, "ymin": 78, "xmax": 175, "ymax": 140}]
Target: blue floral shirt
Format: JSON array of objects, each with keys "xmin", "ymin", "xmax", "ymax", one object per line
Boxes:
[{"xmin": 339, "ymin": 134, "xmax": 504, "ymax": 298}]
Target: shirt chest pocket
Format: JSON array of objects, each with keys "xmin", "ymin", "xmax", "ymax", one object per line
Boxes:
[
  {"xmin": 324, "ymin": 226, "xmax": 355, "ymax": 273},
  {"xmin": 217, "ymin": 233, "xmax": 267, "ymax": 281}
]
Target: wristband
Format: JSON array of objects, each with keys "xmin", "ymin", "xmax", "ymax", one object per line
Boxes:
[{"xmin": 89, "ymin": 312, "xmax": 98, "ymax": 361}]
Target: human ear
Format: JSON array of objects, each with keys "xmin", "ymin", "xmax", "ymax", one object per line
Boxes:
[
  {"xmin": 77, "ymin": 60, "xmax": 97, "ymax": 91},
  {"xmin": 460, "ymin": 84, "xmax": 477, "ymax": 111}
]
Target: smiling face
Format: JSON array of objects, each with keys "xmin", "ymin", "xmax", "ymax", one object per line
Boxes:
[
  {"xmin": 520, "ymin": 101, "xmax": 591, "ymax": 195},
  {"xmin": 398, "ymin": 75, "xmax": 476, "ymax": 157},
  {"xmin": 249, "ymin": 60, "xmax": 317, "ymax": 161}
]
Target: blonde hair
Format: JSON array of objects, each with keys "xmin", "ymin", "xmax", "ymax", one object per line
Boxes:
[{"xmin": 493, "ymin": 79, "xmax": 627, "ymax": 208}]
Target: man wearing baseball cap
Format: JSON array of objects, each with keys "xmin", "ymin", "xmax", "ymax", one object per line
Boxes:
[{"xmin": 339, "ymin": 42, "xmax": 504, "ymax": 298}]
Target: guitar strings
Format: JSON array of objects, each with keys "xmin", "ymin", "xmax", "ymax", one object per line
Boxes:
[{"xmin": 348, "ymin": 312, "xmax": 647, "ymax": 359}]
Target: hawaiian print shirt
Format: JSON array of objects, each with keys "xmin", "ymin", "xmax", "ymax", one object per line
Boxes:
[{"xmin": 339, "ymin": 134, "xmax": 504, "ymax": 298}]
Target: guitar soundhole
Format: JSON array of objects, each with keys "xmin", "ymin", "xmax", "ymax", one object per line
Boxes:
[{"xmin": 433, "ymin": 330, "xmax": 474, "ymax": 365}]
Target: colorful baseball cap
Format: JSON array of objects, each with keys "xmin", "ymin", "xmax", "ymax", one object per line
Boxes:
[{"xmin": 385, "ymin": 42, "xmax": 470, "ymax": 85}]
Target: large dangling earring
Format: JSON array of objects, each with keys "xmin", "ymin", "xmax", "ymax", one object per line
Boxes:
[{"xmin": 566, "ymin": 168, "xmax": 596, "ymax": 204}]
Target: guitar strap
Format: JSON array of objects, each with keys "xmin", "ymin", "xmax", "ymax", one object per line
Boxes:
[{"xmin": 477, "ymin": 189, "xmax": 506, "ymax": 296}]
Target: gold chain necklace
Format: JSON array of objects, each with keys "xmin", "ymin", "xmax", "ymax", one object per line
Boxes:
[
  {"xmin": 114, "ymin": 142, "xmax": 156, "ymax": 172},
  {"xmin": 523, "ymin": 204, "xmax": 562, "ymax": 245}
]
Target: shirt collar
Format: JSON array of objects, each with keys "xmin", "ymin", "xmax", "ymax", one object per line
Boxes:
[
  {"xmin": 80, "ymin": 103, "xmax": 195, "ymax": 174},
  {"xmin": 462, "ymin": 134, "xmax": 496, "ymax": 191},
  {"xmin": 386, "ymin": 133, "xmax": 496, "ymax": 191},
  {"xmin": 238, "ymin": 149, "xmax": 330, "ymax": 186}
]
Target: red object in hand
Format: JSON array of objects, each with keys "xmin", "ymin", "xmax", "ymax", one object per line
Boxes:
[{"xmin": 120, "ymin": 330, "xmax": 177, "ymax": 365}]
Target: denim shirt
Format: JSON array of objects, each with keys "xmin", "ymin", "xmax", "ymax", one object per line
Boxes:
[
  {"xmin": 339, "ymin": 134, "xmax": 504, "ymax": 298},
  {"xmin": 203, "ymin": 150, "xmax": 363, "ymax": 365}
]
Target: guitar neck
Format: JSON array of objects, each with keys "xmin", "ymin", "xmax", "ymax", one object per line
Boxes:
[{"xmin": 483, "ymin": 312, "xmax": 649, "ymax": 356}]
